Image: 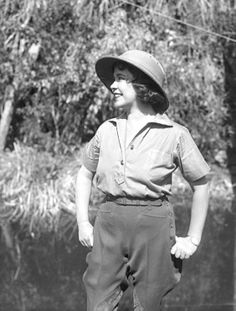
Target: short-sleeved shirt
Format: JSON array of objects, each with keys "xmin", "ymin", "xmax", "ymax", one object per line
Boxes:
[{"xmin": 82, "ymin": 112, "xmax": 210, "ymax": 198}]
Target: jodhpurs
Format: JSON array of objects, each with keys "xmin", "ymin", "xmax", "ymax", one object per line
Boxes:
[{"xmin": 83, "ymin": 197, "xmax": 182, "ymax": 311}]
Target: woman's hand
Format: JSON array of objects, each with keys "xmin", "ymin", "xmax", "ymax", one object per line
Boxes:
[
  {"xmin": 78, "ymin": 221, "xmax": 94, "ymax": 248},
  {"xmin": 171, "ymin": 177, "xmax": 208, "ymax": 260},
  {"xmin": 171, "ymin": 236, "xmax": 198, "ymax": 259}
]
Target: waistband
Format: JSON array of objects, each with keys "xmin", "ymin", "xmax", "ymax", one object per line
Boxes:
[{"xmin": 105, "ymin": 195, "xmax": 168, "ymax": 206}]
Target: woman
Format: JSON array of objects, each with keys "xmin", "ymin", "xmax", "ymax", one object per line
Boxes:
[{"xmin": 76, "ymin": 50, "xmax": 210, "ymax": 311}]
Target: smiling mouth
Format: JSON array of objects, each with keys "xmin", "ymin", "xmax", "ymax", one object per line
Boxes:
[{"xmin": 113, "ymin": 93, "xmax": 123, "ymax": 98}]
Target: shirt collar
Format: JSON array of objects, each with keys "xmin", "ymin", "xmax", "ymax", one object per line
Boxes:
[{"xmin": 108, "ymin": 111, "xmax": 173, "ymax": 127}]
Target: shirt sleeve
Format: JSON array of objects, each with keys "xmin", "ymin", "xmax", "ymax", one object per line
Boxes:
[
  {"xmin": 175, "ymin": 128, "xmax": 210, "ymax": 183},
  {"xmin": 82, "ymin": 127, "xmax": 101, "ymax": 173}
]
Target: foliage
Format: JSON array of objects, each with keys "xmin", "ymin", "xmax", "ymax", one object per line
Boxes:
[
  {"xmin": 0, "ymin": 143, "xmax": 77, "ymax": 236},
  {"xmin": 0, "ymin": 0, "xmax": 233, "ymax": 161},
  {"xmin": 0, "ymin": 0, "xmax": 108, "ymax": 153},
  {"xmin": 0, "ymin": 143, "xmax": 104, "ymax": 236}
]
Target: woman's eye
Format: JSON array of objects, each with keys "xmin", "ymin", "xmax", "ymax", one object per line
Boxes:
[{"xmin": 116, "ymin": 76, "xmax": 125, "ymax": 81}]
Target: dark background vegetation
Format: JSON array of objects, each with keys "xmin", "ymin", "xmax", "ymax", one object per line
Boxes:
[{"xmin": 0, "ymin": 0, "xmax": 235, "ymax": 310}]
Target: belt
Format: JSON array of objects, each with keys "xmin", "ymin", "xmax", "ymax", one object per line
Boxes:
[{"xmin": 105, "ymin": 195, "xmax": 168, "ymax": 206}]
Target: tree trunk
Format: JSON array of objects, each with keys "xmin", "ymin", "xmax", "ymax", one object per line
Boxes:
[
  {"xmin": 223, "ymin": 32, "xmax": 236, "ymax": 310},
  {"xmin": 0, "ymin": 85, "xmax": 15, "ymax": 151}
]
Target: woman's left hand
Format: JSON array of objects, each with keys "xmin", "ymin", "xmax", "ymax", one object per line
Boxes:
[{"xmin": 171, "ymin": 236, "xmax": 198, "ymax": 259}]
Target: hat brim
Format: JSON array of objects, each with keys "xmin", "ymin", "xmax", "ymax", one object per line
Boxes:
[{"xmin": 95, "ymin": 56, "xmax": 169, "ymax": 111}]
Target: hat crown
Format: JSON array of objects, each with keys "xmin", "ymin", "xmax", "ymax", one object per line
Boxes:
[{"xmin": 119, "ymin": 50, "xmax": 166, "ymax": 87}]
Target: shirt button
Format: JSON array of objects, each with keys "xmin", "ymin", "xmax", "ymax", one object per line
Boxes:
[
  {"xmin": 121, "ymin": 160, "xmax": 124, "ymax": 165},
  {"xmin": 130, "ymin": 145, "xmax": 134, "ymax": 150}
]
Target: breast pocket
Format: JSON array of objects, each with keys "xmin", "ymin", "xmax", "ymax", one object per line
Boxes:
[{"xmin": 144, "ymin": 149, "xmax": 173, "ymax": 169}]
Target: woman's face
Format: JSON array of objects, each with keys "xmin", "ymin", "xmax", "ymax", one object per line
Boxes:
[{"xmin": 110, "ymin": 66, "xmax": 137, "ymax": 108}]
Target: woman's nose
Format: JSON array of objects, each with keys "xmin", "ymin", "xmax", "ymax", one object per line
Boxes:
[{"xmin": 110, "ymin": 80, "xmax": 118, "ymax": 90}]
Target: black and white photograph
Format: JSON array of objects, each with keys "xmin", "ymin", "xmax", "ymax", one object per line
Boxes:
[{"xmin": 0, "ymin": 1, "xmax": 235, "ymax": 310}]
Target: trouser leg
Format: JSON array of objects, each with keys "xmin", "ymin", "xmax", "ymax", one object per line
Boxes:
[
  {"xmin": 83, "ymin": 200, "xmax": 182, "ymax": 311},
  {"xmin": 83, "ymin": 202, "xmax": 128, "ymax": 311},
  {"xmin": 128, "ymin": 200, "xmax": 182, "ymax": 311}
]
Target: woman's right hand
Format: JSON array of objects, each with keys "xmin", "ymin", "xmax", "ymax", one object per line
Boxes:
[{"xmin": 78, "ymin": 221, "xmax": 94, "ymax": 248}]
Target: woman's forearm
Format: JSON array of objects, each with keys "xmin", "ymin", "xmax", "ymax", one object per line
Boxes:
[
  {"xmin": 187, "ymin": 181, "xmax": 209, "ymax": 243},
  {"xmin": 76, "ymin": 165, "xmax": 94, "ymax": 225},
  {"xmin": 171, "ymin": 178, "xmax": 209, "ymax": 259}
]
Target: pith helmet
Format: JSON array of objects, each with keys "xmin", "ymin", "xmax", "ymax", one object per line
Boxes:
[{"xmin": 95, "ymin": 50, "xmax": 169, "ymax": 111}]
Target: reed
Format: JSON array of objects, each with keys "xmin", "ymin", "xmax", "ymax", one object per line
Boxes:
[{"xmin": 0, "ymin": 143, "xmax": 233, "ymax": 235}]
